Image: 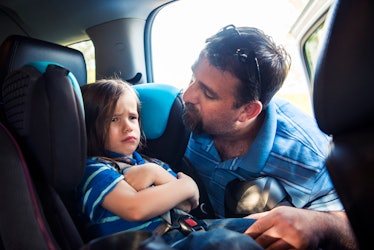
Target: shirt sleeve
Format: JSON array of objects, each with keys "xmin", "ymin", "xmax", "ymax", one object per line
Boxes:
[{"xmin": 80, "ymin": 160, "xmax": 124, "ymax": 221}]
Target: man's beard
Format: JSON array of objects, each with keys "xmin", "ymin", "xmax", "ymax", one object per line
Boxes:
[{"xmin": 182, "ymin": 103, "xmax": 203, "ymax": 134}]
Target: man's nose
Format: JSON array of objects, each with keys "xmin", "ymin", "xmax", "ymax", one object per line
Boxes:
[{"xmin": 183, "ymin": 82, "xmax": 196, "ymax": 103}]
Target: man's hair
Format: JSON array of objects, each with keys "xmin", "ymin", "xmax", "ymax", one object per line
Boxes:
[{"xmin": 200, "ymin": 25, "xmax": 291, "ymax": 109}]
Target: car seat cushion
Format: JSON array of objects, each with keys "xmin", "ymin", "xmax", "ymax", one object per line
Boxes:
[{"xmin": 2, "ymin": 61, "xmax": 86, "ymax": 191}]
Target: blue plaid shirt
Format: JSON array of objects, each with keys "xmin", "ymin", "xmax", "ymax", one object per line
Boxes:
[{"xmin": 185, "ymin": 98, "xmax": 343, "ymax": 218}]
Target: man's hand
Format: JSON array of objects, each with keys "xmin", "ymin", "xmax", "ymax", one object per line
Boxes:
[{"xmin": 244, "ymin": 206, "xmax": 321, "ymax": 249}]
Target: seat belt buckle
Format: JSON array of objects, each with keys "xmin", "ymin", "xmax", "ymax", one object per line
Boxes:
[
  {"xmin": 177, "ymin": 214, "xmax": 206, "ymax": 235},
  {"xmin": 156, "ymin": 209, "xmax": 207, "ymax": 236}
]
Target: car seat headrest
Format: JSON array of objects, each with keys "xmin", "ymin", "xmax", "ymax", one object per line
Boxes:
[
  {"xmin": 133, "ymin": 83, "xmax": 190, "ymax": 169},
  {"xmin": 313, "ymin": 0, "xmax": 374, "ymax": 136},
  {"xmin": 2, "ymin": 62, "xmax": 86, "ymax": 192},
  {"xmin": 27, "ymin": 61, "xmax": 85, "ymax": 116},
  {"xmin": 134, "ymin": 83, "xmax": 180, "ymax": 139},
  {"xmin": 0, "ymin": 35, "xmax": 87, "ymax": 86}
]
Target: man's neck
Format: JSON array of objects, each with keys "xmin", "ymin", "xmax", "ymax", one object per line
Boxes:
[{"xmin": 213, "ymin": 113, "xmax": 265, "ymax": 161}]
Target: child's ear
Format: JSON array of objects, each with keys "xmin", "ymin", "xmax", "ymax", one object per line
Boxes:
[{"xmin": 238, "ymin": 101, "xmax": 262, "ymax": 122}]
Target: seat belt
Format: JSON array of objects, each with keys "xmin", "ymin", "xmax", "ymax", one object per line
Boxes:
[
  {"xmin": 154, "ymin": 209, "xmax": 207, "ymax": 236},
  {"xmin": 224, "ymin": 167, "xmax": 292, "ymax": 217}
]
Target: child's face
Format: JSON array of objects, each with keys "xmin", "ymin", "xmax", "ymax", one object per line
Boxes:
[{"xmin": 107, "ymin": 92, "xmax": 141, "ymax": 157}]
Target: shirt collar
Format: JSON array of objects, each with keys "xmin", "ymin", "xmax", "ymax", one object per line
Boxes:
[
  {"xmin": 104, "ymin": 150, "xmax": 145, "ymax": 165},
  {"xmin": 190, "ymin": 99, "xmax": 277, "ymax": 174},
  {"xmin": 239, "ymin": 99, "xmax": 277, "ymax": 174}
]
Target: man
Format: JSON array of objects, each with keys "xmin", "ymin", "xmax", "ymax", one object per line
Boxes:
[{"xmin": 182, "ymin": 24, "xmax": 357, "ymax": 249}]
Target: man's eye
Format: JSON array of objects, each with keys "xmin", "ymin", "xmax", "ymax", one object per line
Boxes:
[{"xmin": 203, "ymin": 89, "xmax": 215, "ymax": 99}]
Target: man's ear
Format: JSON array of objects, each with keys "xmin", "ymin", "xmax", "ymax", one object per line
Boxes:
[{"xmin": 238, "ymin": 101, "xmax": 263, "ymax": 122}]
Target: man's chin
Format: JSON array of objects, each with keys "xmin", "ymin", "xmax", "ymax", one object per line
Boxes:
[
  {"xmin": 191, "ymin": 125, "xmax": 203, "ymax": 134},
  {"xmin": 183, "ymin": 105, "xmax": 204, "ymax": 134},
  {"xmin": 183, "ymin": 115, "xmax": 201, "ymax": 134},
  {"xmin": 188, "ymin": 122, "xmax": 204, "ymax": 135}
]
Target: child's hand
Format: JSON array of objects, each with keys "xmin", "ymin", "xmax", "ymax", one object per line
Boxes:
[
  {"xmin": 176, "ymin": 172, "xmax": 199, "ymax": 210},
  {"xmin": 175, "ymin": 200, "xmax": 194, "ymax": 212}
]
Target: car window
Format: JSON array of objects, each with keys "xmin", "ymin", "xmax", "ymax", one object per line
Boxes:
[
  {"xmin": 69, "ymin": 40, "xmax": 96, "ymax": 84},
  {"xmin": 152, "ymin": 0, "xmax": 313, "ymax": 114},
  {"xmin": 303, "ymin": 23, "xmax": 325, "ymax": 81}
]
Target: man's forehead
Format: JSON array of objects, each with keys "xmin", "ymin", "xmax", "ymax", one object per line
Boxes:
[{"xmin": 194, "ymin": 57, "xmax": 239, "ymax": 103}]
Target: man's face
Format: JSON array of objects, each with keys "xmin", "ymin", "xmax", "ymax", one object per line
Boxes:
[{"xmin": 182, "ymin": 55, "xmax": 244, "ymax": 137}]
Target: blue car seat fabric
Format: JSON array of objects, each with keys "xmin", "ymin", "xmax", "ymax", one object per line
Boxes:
[
  {"xmin": 134, "ymin": 83, "xmax": 181, "ymax": 139},
  {"xmin": 134, "ymin": 83, "xmax": 190, "ymax": 170}
]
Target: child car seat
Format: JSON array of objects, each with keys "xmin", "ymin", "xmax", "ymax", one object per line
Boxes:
[{"xmin": 0, "ymin": 35, "xmax": 87, "ymax": 249}]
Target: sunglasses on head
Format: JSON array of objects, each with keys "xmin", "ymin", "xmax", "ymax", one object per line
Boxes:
[{"xmin": 216, "ymin": 24, "xmax": 262, "ymax": 99}]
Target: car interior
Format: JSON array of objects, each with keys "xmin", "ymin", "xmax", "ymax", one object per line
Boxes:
[
  {"xmin": 0, "ymin": 34, "xmax": 191, "ymax": 249},
  {"xmin": 0, "ymin": 0, "xmax": 372, "ymax": 249}
]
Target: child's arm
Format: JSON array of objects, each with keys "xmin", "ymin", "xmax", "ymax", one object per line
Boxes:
[
  {"xmin": 102, "ymin": 172, "xmax": 199, "ymax": 221},
  {"xmin": 124, "ymin": 163, "xmax": 176, "ymax": 191}
]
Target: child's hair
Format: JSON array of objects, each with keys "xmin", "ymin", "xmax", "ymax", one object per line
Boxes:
[{"xmin": 81, "ymin": 78, "xmax": 144, "ymax": 157}]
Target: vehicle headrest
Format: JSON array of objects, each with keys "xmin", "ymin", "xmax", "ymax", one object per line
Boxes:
[
  {"xmin": 313, "ymin": 0, "xmax": 374, "ymax": 136},
  {"xmin": 1, "ymin": 61, "xmax": 86, "ymax": 192},
  {"xmin": 0, "ymin": 35, "xmax": 87, "ymax": 86},
  {"xmin": 133, "ymin": 83, "xmax": 190, "ymax": 169}
]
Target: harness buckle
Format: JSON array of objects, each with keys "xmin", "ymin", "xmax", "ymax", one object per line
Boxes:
[
  {"xmin": 154, "ymin": 209, "xmax": 207, "ymax": 236},
  {"xmin": 170, "ymin": 208, "xmax": 206, "ymax": 235},
  {"xmin": 177, "ymin": 214, "xmax": 206, "ymax": 235}
]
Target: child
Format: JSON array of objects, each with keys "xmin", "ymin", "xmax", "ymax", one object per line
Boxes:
[{"xmin": 77, "ymin": 79, "xmax": 261, "ymax": 249}]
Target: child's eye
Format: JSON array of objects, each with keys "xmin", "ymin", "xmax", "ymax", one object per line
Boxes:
[
  {"xmin": 111, "ymin": 117, "xmax": 119, "ymax": 122},
  {"xmin": 130, "ymin": 115, "xmax": 138, "ymax": 120}
]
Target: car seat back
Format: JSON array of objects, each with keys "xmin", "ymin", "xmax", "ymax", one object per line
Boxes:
[
  {"xmin": 0, "ymin": 121, "xmax": 60, "ymax": 249},
  {"xmin": 313, "ymin": 0, "xmax": 374, "ymax": 248},
  {"xmin": 1, "ymin": 62, "xmax": 86, "ymax": 250},
  {"xmin": 0, "ymin": 35, "xmax": 87, "ymax": 249}
]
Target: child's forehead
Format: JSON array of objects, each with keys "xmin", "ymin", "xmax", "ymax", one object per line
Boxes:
[{"xmin": 114, "ymin": 93, "xmax": 139, "ymax": 113}]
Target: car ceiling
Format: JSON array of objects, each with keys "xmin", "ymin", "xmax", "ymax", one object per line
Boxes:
[{"xmin": 0, "ymin": 0, "xmax": 176, "ymax": 45}]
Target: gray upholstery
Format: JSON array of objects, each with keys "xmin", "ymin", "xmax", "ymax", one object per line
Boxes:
[{"xmin": 313, "ymin": 0, "xmax": 374, "ymax": 248}]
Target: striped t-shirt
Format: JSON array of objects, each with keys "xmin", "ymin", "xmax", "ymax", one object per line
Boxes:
[{"xmin": 77, "ymin": 151, "xmax": 176, "ymax": 239}]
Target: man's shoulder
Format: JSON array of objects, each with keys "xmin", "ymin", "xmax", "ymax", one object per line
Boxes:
[
  {"xmin": 272, "ymin": 98, "xmax": 311, "ymax": 117},
  {"xmin": 272, "ymin": 98, "xmax": 327, "ymax": 135},
  {"xmin": 270, "ymin": 98, "xmax": 331, "ymax": 156}
]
